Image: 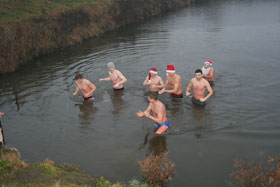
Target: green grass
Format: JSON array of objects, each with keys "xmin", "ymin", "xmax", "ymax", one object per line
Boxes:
[
  {"xmin": 0, "ymin": 160, "xmax": 9, "ymax": 175},
  {"xmin": 0, "ymin": 0, "xmax": 100, "ymax": 25}
]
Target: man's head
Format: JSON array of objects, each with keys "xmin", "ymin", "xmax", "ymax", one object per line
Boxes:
[
  {"xmin": 166, "ymin": 65, "xmax": 175, "ymax": 77},
  {"xmin": 75, "ymin": 74, "xmax": 83, "ymax": 83},
  {"xmin": 148, "ymin": 92, "xmax": 158, "ymax": 102},
  {"xmin": 204, "ymin": 60, "xmax": 213, "ymax": 68},
  {"xmin": 107, "ymin": 62, "xmax": 115, "ymax": 72},
  {"xmin": 149, "ymin": 67, "xmax": 157, "ymax": 79},
  {"xmin": 195, "ymin": 69, "xmax": 203, "ymax": 80}
]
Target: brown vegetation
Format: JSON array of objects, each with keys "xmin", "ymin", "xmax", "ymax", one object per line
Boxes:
[
  {"xmin": 0, "ymin": 0, "xmax": 191, "ymax": 73},
  {"xmin": 138, "ymin": 151, "xmax": 175, "ymax": 186},
  {"xmin": 231, "ymin": 157, "xmax": 280, "ymax": 187}
]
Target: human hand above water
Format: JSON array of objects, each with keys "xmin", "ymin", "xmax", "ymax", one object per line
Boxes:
[{"xmin": 136, "ymin": 111, "xmax": 144, "ymax": 117}]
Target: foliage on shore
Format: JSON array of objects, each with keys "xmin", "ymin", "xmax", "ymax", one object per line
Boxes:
[
  {"xmin": 138, "ymin": 151, "xmax": 175, "ymax": 186},
  {"xmin": 230, "ymin": 157, "xmax": 280, "ymax": 186}
]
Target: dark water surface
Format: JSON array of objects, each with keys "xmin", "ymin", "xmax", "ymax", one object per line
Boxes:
[{"xmin": 1, "ymin": 0, "xmax": 280, "ymax": 186}]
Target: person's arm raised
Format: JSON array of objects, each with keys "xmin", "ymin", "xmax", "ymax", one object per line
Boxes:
[
  {"xmin": 117, "ymin": 70, "xmax": 127, "ymax": 84},
  {"xmin": 144, "ymin": 104, "xmax": 163, "ymax": 124},
  {"xmin": 159, "ymin": 79, "xmax": 169, "ymax": 94},
  {"xmin": 99, "ymin": 76, "xmax": 111, "ymax": 82},
  {"xmin": 163, "ymin": 77, "xmax": 180, "ymax": 94},
  {"xmin": 142, "ymin": 76, "xmax": 149, "ymax": 86},
  {"xmin": 137, "ymin": 103, "xmax": 152, "ymax": 118},
  {"xmin": 200, "ymin": 80, "xmax": 213, "ymax": 102}
]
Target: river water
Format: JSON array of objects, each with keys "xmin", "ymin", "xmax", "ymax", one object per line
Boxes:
[{"xmin": 1, "ymin": 0, "xmax": 280, "ymax": 186}]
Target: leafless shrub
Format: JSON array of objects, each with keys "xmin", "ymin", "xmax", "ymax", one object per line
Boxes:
[
  {"xmin": 138, "ymin": 151, "xmax": 175, "ymax": 186},
  {"xmin": 231, "ymin": 157, "xmax": 280, "ymax": 187}
]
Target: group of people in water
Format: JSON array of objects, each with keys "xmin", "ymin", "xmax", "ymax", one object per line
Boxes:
[
  {"xmin": 0, "ymin": 61, "xmax": 214, "ymax": 147},
  {"xmin": 72, "ymin": 60, "xmax": 215, "ymax": 135}
]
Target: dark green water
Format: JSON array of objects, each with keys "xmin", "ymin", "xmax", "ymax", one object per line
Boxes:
[{"xmin": 1, "ymin": 0, "xmax": 280, "ymax": 186}]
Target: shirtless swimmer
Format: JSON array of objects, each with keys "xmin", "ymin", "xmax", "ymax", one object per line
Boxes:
[
  {"xmin": 99, "ymin": 62, "xmax": 127, "ymax": 90},
  {"xmin": 137, "ymin": 92, "xmax": 169, "ymax": 134},
  {"xmin": 73, "ymin": 74, "xmax": 97, "ymax": 102},
  {"xmin": 143, "ymin": 67, "xmax": 164, "ymax": 92},
  {"xmin": 186, "ymin": 69, "xmax": 213, "ymax": 105}
]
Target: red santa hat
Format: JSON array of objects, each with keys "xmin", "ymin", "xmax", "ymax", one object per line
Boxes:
[
  {"xmin": 166, "ymin": 65, "xmax": 175, "ymax": 73},
  {"xmin": 149, "ymin": 67, "xmax": 157, "ymax": 74},
  {"xmin": 204, "ymin": 60, "xmax": 213, "ymax": 66}
]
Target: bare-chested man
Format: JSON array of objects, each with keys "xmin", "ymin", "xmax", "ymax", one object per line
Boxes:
[
  {"xmin": 73, "ymin": 74, "xmax": 96, "ymax": 102},
  {"xmin": 201, "ymin": 60, "xmax": 215, "ymax": 83},
  {"xmin": 137, "ymin": 92, "xmax": 169, "ymax": 134},
  {"xmin": 142, "ymin": 67, "xmax": 164, "ymax": 92},
  {"xmin": 186, "ymin": 69, "xmax": 213, "ymax": 105},
  {"xmin": 99, "ymin": 62, "xmax": 127, "ymax": 90},
  {"xmin": 159, "ymin": 65, "xmax": 183, "ymax": 98}
]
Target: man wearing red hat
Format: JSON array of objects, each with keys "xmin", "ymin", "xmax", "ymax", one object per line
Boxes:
[
  {"xmin": 159, "ymin": 65, "xmax": 183, "ymax": 98},
  {"xmin": 186, "ymin": 69, "xmax": 213, "ymax": 105},
  {"xmin": 201, "ymin": 60, "xmax": 215, "ymax": 83},
  {"xmin": 142, "ymin": 67, "xmax": 164, "ymax": 92}
]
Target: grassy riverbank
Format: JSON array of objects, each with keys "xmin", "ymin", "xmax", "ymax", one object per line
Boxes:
[
  {"xmin": 0, "ymin": 0, "xmax": 100, "ymax": 25},
  {"xmin": 0, "ymin": 147, "xmax": 151, "ymax": 186},
  {"xmin": 0, "ymin": 157, "xmax": 144, "ymax": 187},
  {"xmin": 0, "ymin": 0, "xmax": 191, "ymax": 73}
]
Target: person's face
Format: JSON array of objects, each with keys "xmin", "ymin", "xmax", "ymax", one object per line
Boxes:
[
  {"xmin": 204, "ymin": 63, "xmax": 210, "ymax": 68},
  {"xmin": 167, "ymin": 72, "xmax": 173, "ymax": 77},
  {"xmin": 108, "ymin": 67, "xmax": 114, "ymax": 72},
  {"xmin": 76, "ymin": 79, "xmax": 82, "ymax": 84},
  {"xmin": 195, "ymin": 72, "xmax": 203, "ymax": 80},
  {"xmin": 151, "ymin": 73, "xmax": 156, "ymax": 78}
]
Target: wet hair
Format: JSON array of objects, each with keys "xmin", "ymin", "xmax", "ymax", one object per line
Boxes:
[
  {"xmin": 75, "ymin": 74, "xmax": 83, "ymax": 80},
  {"xmin": 107, "ymin": 62, "xmax": 115, "ymax": 69},
  {"xmin": 148, "ymin": 92, "xmax": 159, "ymax": 101},
  {"xmin": 195, "ymin": 69, "xmax": 202, "ymax": 74}
]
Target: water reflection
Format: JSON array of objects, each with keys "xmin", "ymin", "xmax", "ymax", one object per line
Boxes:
[
  {"xmin": 190, "ymin": 99, "xmax": 213, "ymax": 131},
  {"xmin": 12, "ymin": 85, "xmax": 20, "ymax": 111},
  {"xmin": 169, "ymin": 97, "xmax": 184, "ymax": 117},
  {"xmin": 75, "ymin": 101, "xmax": 98, "ymax": 127},
  {"xmin": 111, "ymin": 89, "xmax": 126, "ymax": 116},
  {"xmin": 139, "ymin": 133, "xmax": 168, "ymax": 156}
]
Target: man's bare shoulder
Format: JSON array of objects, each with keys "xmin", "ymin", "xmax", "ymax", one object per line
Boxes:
[
  {"xmin": 175, "ymin": 74, "xmax": 182, "ymax": 80},
  {"xmin": 115, "ymin": 69, "xmax": 122, "ymax": 75},
  {"xmin": 203, "ymin": 78, "xmax": 211, "ymax": 85},
  {"xmin": 191, "ymin": 77, "xmax": 196, "ymax": 82},
  {"xmin": 84, "ymin": 79, "xmax": 94, "ymax": 85}
]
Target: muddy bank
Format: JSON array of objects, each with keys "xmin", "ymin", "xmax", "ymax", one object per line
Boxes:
[{"xmin": 0, "ymin": 0, "xmax": 191, "ymax": 73}]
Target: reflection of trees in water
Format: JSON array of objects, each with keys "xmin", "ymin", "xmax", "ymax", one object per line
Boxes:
[{"xmin": 75, "ymin": 101, "xmax": 98, "ymax": 127}]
